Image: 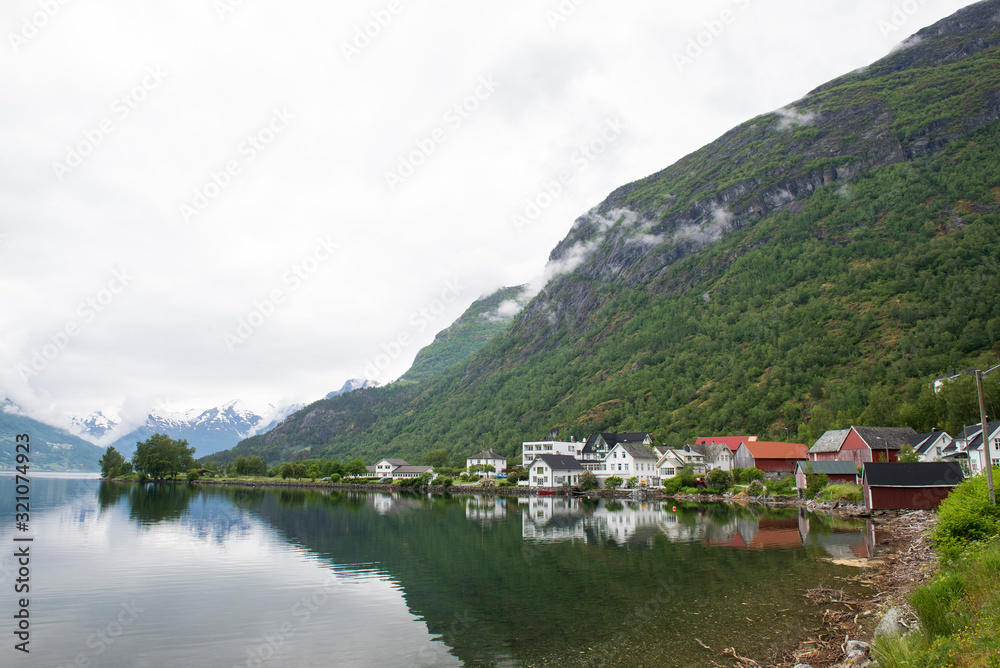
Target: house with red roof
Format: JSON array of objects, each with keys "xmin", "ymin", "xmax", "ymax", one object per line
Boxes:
[
  {"xmin": 733, "ymin": 441, "xmax": 808, "ymax": 474},
  {"xmin": 695, "ymin": 435, "xmax": 757, "ymax": 453}
]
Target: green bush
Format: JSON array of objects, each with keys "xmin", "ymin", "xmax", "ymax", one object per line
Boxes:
[
  {"xmin": 579, "ymin": 471, "xmax": 599, "ymax": 491},
  {"xmin": 706, "ymin": 468, "xmax": 733, "ymax": 490},
  {"xmin": 433, "ymin": 476, "xmax": 453, "ymax": 487},
  {"xmin": 186, "ymin": 470, "xmax": 199, "ymax": 482},
  {"xmin": 806, "ymin": 471, "xmax": 829, "ymax": 499},
  {"xmin": 663, "ymin": 477, "xmax": 684, "ymax": 494},
  {"xmin": 933, "ymin": 467, "xmax": 1000, "ymax": 562},
  {"xmin": 626, "ymin": 476, "xmax": 639, "ymax": 489},
  {"xmin": 329, "ymin": 473, "xmax": 341, "ymax": 483},
  {"xmin": 605, "ymin": 476, "xmax": 623, "ymax": 491}
]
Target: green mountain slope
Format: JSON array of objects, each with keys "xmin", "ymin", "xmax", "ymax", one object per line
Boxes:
[
  {"xmin": 0, "ymin": 407, "xmax": 104, "ymax": 471},
  {"xmin": 215, "ymin": 1, "xmax": 1000, "ymax": 467},
  {"xmin": 401, "ymin": 285, "xmax": 527, "ymax": 383}
]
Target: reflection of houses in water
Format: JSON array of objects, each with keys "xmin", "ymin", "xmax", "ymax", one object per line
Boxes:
[
  {"xmin": 368, "ymin": 493, "xmax": 423, "ymax": 516},
  {"xmin": 517, "ymin": 498, "xmax": 876, "ymax": 556},
  {"xmin": 520, "ymin": 496, "xmax": 587, "ymax": 543},
  {"xmin": 465, "ymin": 496, "xmax": 510, "ymax": 524},
  {"xmin": 589, "ymin": 502, "xmax": 698, "ymax": 546}
]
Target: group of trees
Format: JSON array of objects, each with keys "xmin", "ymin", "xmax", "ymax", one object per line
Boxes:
[{"xmin": 100, "ymin": 433, "xmax": 195, "ymax": 481}]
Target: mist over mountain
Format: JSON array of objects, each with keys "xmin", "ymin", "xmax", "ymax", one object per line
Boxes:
[{"xmin": 207, "ymin": 2, "xmax": 1000, "ymax": 468}]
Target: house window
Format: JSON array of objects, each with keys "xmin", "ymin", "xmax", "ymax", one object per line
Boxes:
[
  {"xmin": 625, "ymin": 464, "xmax": 629, "ymax": 472},
  {"xmin": 664, "ymin": 467, "xmax": 675, "ymax": 476}
]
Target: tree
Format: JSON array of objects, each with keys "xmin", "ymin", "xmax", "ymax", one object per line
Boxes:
[
  {"xmin": 344, "ymin": 458, "xmax": 367, "ymax": 477},
  {"xmin": 281, "ymin": 462, "xmax": 308, "ymax": 479},
  {"xmin": 131, "ymin": 434, "xmax": 195, "ymax": 481},
  {"xmin": 579, "ymin": 471, "xmax": 599, "ymax": 490},
  {"xmin": 99, "ymin": 446, "xmax": 126, "ymax": 479},
  {"xmin": 626, "ymin": 476, "xmax": 639, "ymax": 489},
  {"xmin": 898, "ymin": 444, "xmax": 921, "ymax": 463},
  {"xmin": 605, "ymin": 476, "xmax": 623, "ymax": 491},
  {"xmin": 424, "ymin": 449, "xmax": 450, "ymax": 468},
  {"xmin": 233, "ymin": 455, "xmax": 268, "ymax": 477}
]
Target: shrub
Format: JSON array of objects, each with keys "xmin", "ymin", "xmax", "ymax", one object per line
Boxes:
[
  {"xmin": 933, "ymin": 467, "xmax": 1000, "ymax": 562},
  {"xmin": 663, "ymin": 477, "xmax": 684, "ymax": 494},
  {"xmin": 186, "ymin": 470, "xmax": 199, "ymax": 482},
  {"xmin": 706, "ymin": 468, "xmax": 733, "ymax": 490},
  {"xmin": 747, "ymin": 480, "xmax": 766, "ymax": 496},
  {"xmin": 806, "ymin": 471, "xmax": 829, "ymax": 499},
  {"xmin": 740, "ymin": 467, "xmax": 765, "ymax": 484},
  {"xmin": 605, "ymin": 476, "xmax": 623, "ymax": 491},
  {"xmin": 433, "ymin": 476, "xmax": 453, "ymax": 487},
  {"xmin": 579, "ymin": 471, "xmax": 599, "ymax": 491},
  {"xmin": 626, "ymin": 476, "xmax": 639, "ymax": 489},
  {"xmin": 329, "ymin": 473, "xmax": 341, "ymax": 483}
]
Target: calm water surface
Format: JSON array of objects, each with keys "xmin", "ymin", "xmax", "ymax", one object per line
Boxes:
[{"xmin": 0, "ymin": 476, "xmax": 874, "ymax": 667}]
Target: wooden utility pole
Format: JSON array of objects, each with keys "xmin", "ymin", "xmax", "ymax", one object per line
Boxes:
[{"xmin": 975, "ymin": 369, "xmax": 996, "ymax": 506}]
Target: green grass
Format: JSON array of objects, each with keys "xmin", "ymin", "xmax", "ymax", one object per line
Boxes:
[
  {"xmin": 817, "ymin": 483, "xmax": 862, "ymax": 504},
  {"xmin": 874, "ymin": 472, "xmax": 1000, "ymax": 668},
  {"xmin": 873, "ymin": 539, "xmax": 1000, "ymax": 668}
]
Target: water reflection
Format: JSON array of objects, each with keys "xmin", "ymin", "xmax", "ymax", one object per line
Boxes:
[{"xmin": 518, "ymin": 496, "xmax": 875, "ymax": 557}]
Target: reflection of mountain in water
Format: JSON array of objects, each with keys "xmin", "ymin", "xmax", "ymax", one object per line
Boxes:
[{"xmin": 102, "ymin": 485, "xmax": 872, "ymax": 668}]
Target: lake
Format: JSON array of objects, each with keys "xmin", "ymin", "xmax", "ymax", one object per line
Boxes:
[{"xmin": 0, "ymin": 475, "xmax": 874, "ymax": 667}]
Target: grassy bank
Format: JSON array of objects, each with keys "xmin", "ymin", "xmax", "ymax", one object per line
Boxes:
[{"xmin": 874, "ymin": 468, "xmax": 1000, "ymax": 668}]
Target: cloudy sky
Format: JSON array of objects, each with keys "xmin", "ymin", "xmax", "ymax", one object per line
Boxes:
[{"xmin": 0, "ymin": 0, "xmax": 977, "ymax": 429}]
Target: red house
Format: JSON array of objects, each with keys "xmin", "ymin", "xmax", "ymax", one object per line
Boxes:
[
  {"xmin": 733, "ymin": 441, "xmax": 808, "ymax": 473},
  {"xmin": 811, "ymin": 426, "xmax": 918, "ymax": 466},
  {"xmin": 862, "ymin": 462, "xmax": 964, "ymax": 510},
  {"xmin": 840, "ymin": 427, "xmax": 918, "ymax": 466}
]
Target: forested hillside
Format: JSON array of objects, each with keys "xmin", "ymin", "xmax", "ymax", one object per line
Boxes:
[{"xmin": 213, "ymin": 1, "xmax": 1000, "ymax": 467}]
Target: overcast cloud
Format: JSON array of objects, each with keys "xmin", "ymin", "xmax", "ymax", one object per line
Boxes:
[{"xmin": 0, "ymin": 0, "xmax": 977, "ymax": 429}]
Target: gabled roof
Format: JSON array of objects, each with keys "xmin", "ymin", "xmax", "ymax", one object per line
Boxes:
[
  {"xmin": 615, "ymin": 442, "xmax": 657, "ymax": 460},
  {"xmin": 467, "ymin": 449, "xmax": 504, "ymax": 461},
  {"xmin": 695, "ymin": 436, "xmax": 756, "ymax": 452},
  {"xmin": 532, "ymin": 454, "xmax": 584, "ymax": 471},
  {"xmin": 967, "ymin": 420, "xmax": 1000, "ymax": 451},
  {"xmin": 380, "ymin": 458, "xmax": 409, "ymax": 466},
  {"xmin": 394, "ymin": 466, "xmax": 433, "ymax": 475},
  {"xmin": 909, "ymin": 429, "xmax": 951, "ymax": 454},
  {"xmin": 616, "ymin": 432, "xmax": 651, "ymax": 444},
  {"xmin": 692, "ymin": 443, "xmax": 731, "ymax": 463},
  {"xmin": 740, "ymin": 441, "xmax": 808, "ymax": 460},
  {"xmin": 809, "ymin": 429, "xmax": 850, "ymax": 453},
  {"xmin": 795, "ymin": 460, "xmax": 858, "ymax": 476},
  {"xmin": 852, "ymin": 426, "xmax": 918, "ymax": 451},
  {"xmin": 582, "ymin": 433, "xmax": 606, "ymax": 453},
  {"xmin": 863, "ymin": 462, "xmax": 964, "ymax": 487}
]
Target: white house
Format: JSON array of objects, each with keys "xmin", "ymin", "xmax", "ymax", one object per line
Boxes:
[
  {"xmin": 466, "ymin": 449, "xmax": 506, "ymax": 477},
  {"xmin": 656, "ymin": 449, "xmax": 688, "ymax": 481},
  {"xmin": 966, "ymin": 421, "xmax": 1000, "ymax": 474},
  {"xmin": 692, "ymin": 443, "xmax": 732, "ymax": 471},
  {"xmin": 522, "ymin": 440, "xmax": 582, "ymax": 467},
  {"xmin": 908, "ymin": 429, "xmax": 952, "ymax": 462},
  {"xmin": 601, "ymin": 443, "xmax": 659, "ymax": 487},
  {"xmin": 370, "ymin": 458, "xmax": 434, "ymax": 479},
  {"xmin": 528, "ymin": 454, "xmax": 585, "ymax": 488}
]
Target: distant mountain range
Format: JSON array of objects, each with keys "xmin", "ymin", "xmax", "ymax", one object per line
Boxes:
[
  {"xmin": 1, "ymin": 401, "xmax": 104, "ymax": 471},
  {"xmin": 0, "ymin": 379, "xmax": 378, "ymax": 469}
]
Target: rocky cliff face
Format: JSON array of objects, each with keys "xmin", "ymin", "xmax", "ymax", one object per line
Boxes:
[{"xmin": 522, "ymin": 0, "xmax": 1000, "ymax": 344}]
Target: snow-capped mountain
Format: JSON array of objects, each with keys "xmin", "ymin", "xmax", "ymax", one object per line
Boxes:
[
  {"xmin": 71, "ymin": 400, "xmax": 295, "ymax": 459},
  {"xmin": 325, "ymin": 378, "xmax": 380, "ymax": 399},
  {"xmin": 70, "ymin": 411, "xmax": 118, "ymax": 441}
]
